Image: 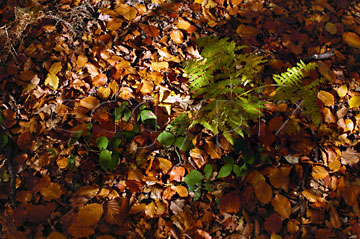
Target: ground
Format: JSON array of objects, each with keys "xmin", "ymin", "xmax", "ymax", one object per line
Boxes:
[{"xmin": 1, "ymin": 0, "xmax": 360, "ymax": 238}]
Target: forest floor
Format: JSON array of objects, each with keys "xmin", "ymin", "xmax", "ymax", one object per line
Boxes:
[{"xmin": 1, "ymin": 0, "xmax": 360, "ymax": 238}]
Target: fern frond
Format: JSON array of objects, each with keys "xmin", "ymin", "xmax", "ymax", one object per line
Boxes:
[{"xmin": 273, "ymin": 60, "xmax": 317, "ymax": 86}]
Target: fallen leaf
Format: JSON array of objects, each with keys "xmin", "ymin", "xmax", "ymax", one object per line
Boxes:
[
  {"xmin": 177, "ymin": 17, "xmax": 191, "ymax": 30},
  {"xmin": 312, "ymin": 165, "xmax": 329, "ymax": 180},
  {"xmin": 97, "ymin": 87, "xmax": 111, "ymax": 99},
  {"xmin": 341, "ymin": 147, "xmax": 360, "ymax": 166},
  {"xmin": 254, "ymin": 180, "xmax": 272, "ymax": 204},
  {"xmin": 76, "ymin": 55, "xmax": 88, "ymax": 68},
  {"xmin": 265, "ymin": 213, "xmax": 282, "ymax": 234},
  {"xmin": 40, "ymin": 182, "xmax": 62, "ymax": 201},
  {"xmin": 169, "ymin": 167, "xmax": 185, "ymax": 182},
  {"xmin": 219, "ymin": 191, "xmax": 241, "ymax": 213},
  {"xmin": 170, "ymin": 29, "xmax": 184, "ymax": 44},
  {"xmin": 48, "ymin": 62, "xmax": 62, "ymax": 75},
  {"xmin": 329, "ymin": 205, "xmax": 341, "ymax": 228},
  {"xmin": 318, "ymin": 61, "xmax": 336, "ymax": 82},
  {"xmin": 343, "ymin": 32, "xmax": 360, "ymax": 49},
  {"xmin": 271, "ymin": 194, "xmax": 291, "ymax": 219},
  {"xmin": 325, "ymin": 22, "xmax": 337, "ymax": 34},
  {"xmin": 323, "ymin": 107, "xmax": 336, "ymax": 123},
  {"xmin": 158, "ymin": 157, "xmax": 172, "ymax": 174},
  {"xmin": 45, "ymin": 73, "xmax": 59, "ymax": 90},
  {"xmin": 92, "ymin": 73, "xmax": 108, "ymax": 87},
  {"xmin": 80, "ymin": 96, "xmax": 100, "ymax": 110},
  {"xmin": 317, "ymin": 90, "xmax": 334, "ymax": 106},
  {"xmin": 287, "ymin": 219, "xmax": 300, "ymax": 233},
  {"xmin": 337, "ymin": 84, "xmax": 348, "ymax": 98},
  {"xmin": 144, "ymin": 25, "xmax": 160, "ymax": 38},
  {"xmin": 349, "ymin": 96, "xmax": 360, "ymax": 108},
  {"xmin": 114, "ymin": 4, "xmax": 137, "ymax": 21},
  {"xmin": 175, "ymin": 185, "xmax": 188, "ymax": 197},
  {"xmin": 75, "ymin": 203, "xmax": 104, "ymax": 226}
]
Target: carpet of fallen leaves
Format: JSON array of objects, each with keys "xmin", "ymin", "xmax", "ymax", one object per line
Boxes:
[{"xmin": 1, "ymin": 0, "xmax": 360, "ymax": 238}]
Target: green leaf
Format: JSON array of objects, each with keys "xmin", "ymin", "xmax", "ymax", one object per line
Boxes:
[
  {"xmin": 157, "ymin": 131, "xmax": 175, "ymax": 146},
  {"xmin": 96, "ymin": 136, "xmax": 109, "ymax": 150},
  {"xmin": 218, "ymin": 163, "xmax": 233, "ymax": 178},
  {"xmin": 109, "ymin": 137, "xmax": 122, "ymax": 150},
  {"xmin": 0, "ymin": 134, "xmax": 8, "ymax": 149},
  {"xmin": 67, "ymin": 156, "xmax": 75, "ymax": 169},
  {"xmin": 69, "ymin": 130, "xmax": 83, "ymax": 146},
  {"xmin": 233, "ymin": 164, "xmax": 242, "ymax": 177},
  {"xmin": 138, "ymin": 110, "xmax": 157, "ymax": 123},
  {"xmin": 175, "ymin": 137, "xmax": 194, "ymax": 151},
  {"xmin": 99, "ymin": 149, "xmax": 116, "ymax": 171},
  {"xmin": 193, "ymin": 189, "xmax": 202, "ymax": 201},
  {"xmin": 184, "ymin": 170, "xmax": 204, "ymax": 186},
  {"xmin": 204, "ymin": 164, "xmax": 213, "ymax": 179},
  {"xmin": 123, "ymin": 109, "xmax": 132, "ymax": 122}
]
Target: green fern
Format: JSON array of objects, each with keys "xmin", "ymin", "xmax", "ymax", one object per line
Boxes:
[
  {"xmin": 184, "ymin": 36, "xmax": 267, "ymax": 144},
  {"xmin": 273, "ymin": 60, "xmax": 326, "ymax": 126}
]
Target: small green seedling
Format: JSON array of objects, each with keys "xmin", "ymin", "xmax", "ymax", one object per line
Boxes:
[
  {"xmin": 96, "ymin": 136, "xmax": 119, "ymax": 171},
  {"xmin": 115, "ymin": 102, "xmax": 132, "ymax": 122}
]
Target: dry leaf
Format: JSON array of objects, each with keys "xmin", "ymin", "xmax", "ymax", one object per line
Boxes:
[
  {"xmin": 271, "ymin": 194, "xmax": 291, "ymax": 219},
  {"xmin": 265, "ymin": 213, "xmax": 282, "ymax": 234},
  {"xmin": 45, "ymin": 73, "xmax": 59, "ymax": 91},
  {"xmin": 75, "ymin": 203, "xmax": 104, "ymax": 226},
  {"xmin": 329, "ymin": 205, "xmax": 341, "ymax": 228},
  {"xmin": 175, "ymin": 185, "xmax": 188, "ymax": 197},
  {"xmin": 287, "ymin": 219, "xmax": 300, "ymax": 233},
  {"xmin": 144, "ymin": 25, "xmax": 160, "ymax": 38},
  {"xmin": 349, "ymin": 96, "xmax": 360, "ymax": 108},
  {"xmin": 325, "ymin": 22, "xmax": 337, "ymax": 34},
  {"xmin": 40, "ymin": 182, "xmax": 62, "ymax": 201},
  {"xmin": 114, "ymin": 4, "xmax": 137, "ymax": 21},
  {"xmin": 80, "ymin": 96, "xmax": 100, "ymax": 110},
  {"xmin": 204, "ymin": 140, "xmax": 221, "ymax": 159},
  {"xmin": 170, "ymin": 29, "xmax": 184, "ymax": 44},
  {"xmin": 318, "ymin": 61, "xmax": 336, "ymax": 82},
  {"xmin": 323, "ymin": 107, "xmax": 336, "ymax": 124},
  {"xmin": 158, "ymin": 157, "xmax": 172, "ymax": 174},
  {"xmin": 343, "ymin": 32, "xmax": 360, "ymax": 49},
  {"xmin": 85, "ymin": 63, "xmax": 100, "ymax": 78},
  {"xmin": 312, "ymin": 165, "xmax": 329, "ymax": 180},
  {"xmin": 254, "ymin": 180, "xmax": 272, "ymax": 204},
  {"xmin": 317, "ymin": 90, "xmax": 334, "ymax": 106},
  {"xmin": 341, "ymin": 147, "xmax": 360, "ymax": 166},
  {"xmin": 177, "ymin": 17, "xmax": 191, "ymax": 30},
  {"xmin": 337, "ymin": 85, "xmax": 348, "ymax": 98},
  {"xmin": 219, "ymin": 191, "xmax": 241, "ymax": 213},
  {"xmin": 76, "ymin": 55, "xmax": 88, "ymax": 68},
  {"xmin": 169, "ymin": 167, "xmax": 185, "ymax": 182},
  {"xmin": 97, "ymin": 87, "xmax": 111, "ymax": 99}
]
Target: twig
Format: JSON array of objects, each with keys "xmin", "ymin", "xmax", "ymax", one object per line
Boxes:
[{"xmin": 6, "ymin": 143, "xmax": 16, "ymax": 208}]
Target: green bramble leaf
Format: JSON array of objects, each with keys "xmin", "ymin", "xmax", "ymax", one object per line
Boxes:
[
  {"xmin": 96, "ymin": 136, "xmax": 109, "ymax": 150},
  {"xmin": 157, "ymin": 131, "xmax": 175, "ymax": 146},
  {"xmin": 204, "ymin": 164, "xmax": 213, "ymax": 179},
  {"xmin": 184, "ymin": 170, "xmax": 204, "ymax": 186}
]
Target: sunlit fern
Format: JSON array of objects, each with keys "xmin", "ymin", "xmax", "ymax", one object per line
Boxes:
[
  {"xmin": 184, "ymin": 36, "xmax": 267, "ymax": 144},
  {"xmin": 273, "ymin": 60, "xmax": 326, "ymax": 126}
]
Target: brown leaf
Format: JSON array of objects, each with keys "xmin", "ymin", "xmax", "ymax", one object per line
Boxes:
[
  {"xmin": 204, "ymin": 140, "xmax": 221, "ymax": 159},
  {"xmin": 287, "ymin": 219, "xmax": 300, "ymax": 233},
  {"xmin": 144, "ymin": 25, "xmax": 160, "ymax": 38},
  {"xmin": 28, "ymin": 204, "xmax": 51, "ymax": 223},
  {"xmin": 68, "ymin": 224, "xmax": 95, "ymax": 238},
  {"xmin": 158, "ymin": 157, "xmax": 172, "ymax": 174},
  {"xmin": 343, "ymin": 32, "xmax": 360, "ymax": 49},
  {"xmin": 80, "ymin": 96, "xmax": 100, "ymax": 110},
  {"xmin": 92, "ymin": 73, "xmax": 108, "ymax": 87},
  {"xmin": 318, "ymin": 61, "xmax": 336, "ymax": 82},
  {"xmin": 317, "ymin": 90, "xmax": 334, "ymax": 107},
  {"xmin": 190, "ymin": 147, "xmax": 208, "ymax": 168},
  {"xmin": 329, "ymin": 205, "xmax": 341, "ymax": 228},
  {"xmin": 75, "ymin": 203, "xmax": 104, "ymax": 226},
  {"xmin": 196, "ymin": 229, "xmax": 212, "ymax": 239},
  {"xmin": 341, "ymin": 147, "xmax": 360, "ymax": 166},
  {"xmin": 76, "ymin": 55, "xmax": 88, "ymax": 68},
  {"xmin": 17, "ymin": 131, "xmax": 32, "ymax": 150},
  {"xmin": 254, "ymin": 180, "xmax": 272, "ymax": 204},
  {"xmin": 264, "ymin": 213, "xmax": 282, "ymax": 234},
  {"xmin": 271, "ymin": 194, "xmax": 291, "ymax": 219},
  {"xmin": 40, "ymin": 182, "xmax": 62, "ymax": 201},
  {"xmin": 85, "ymin": 63, "xmax": 99, "ymax": 78},
  {"xmin": 114, "ymin": 4, "xmax": 137, "ymax": 21},
  {"xmin": 219, "ymin": 191, "xmax": 241, "ymax": 213},
  {"xmin": 177, "ymin": 17, "xmax": 191, "ymax": 30},
  {"xmin": 266, "ymin": 166, "xmax": 291, "ymax": 192},
  {"xmin": 323, "ymin": 107, "xmax": 336, "ymax": 124},
  {"xmin": 105, "ymin": 198, "xmax": 128, "ymax": 225},
  {"xmin": 312, "ymin": 165, "xmax": 329, "ymax": 180}
]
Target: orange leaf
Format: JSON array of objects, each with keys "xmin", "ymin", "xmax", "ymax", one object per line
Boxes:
[
  {"xmin": 92, "ymin": 73, "xmax": 108, "ymax": 87},
  {"xmin": 85, "ymin": 63, "xmax": 99, "ymax": 78},
  {"xmin": 97, "ymin": 87, "xmax": 111, "ymax": 99},
  {"xmin": 312, "ymin": 165, "xmax": 329, "ymax": 180},
  {"xmin": 177, "ymin": 17, "xmax": 191, "ymax": 30},
  {"xmin": 219, "ymin": 191, "xmax": 241, "ymax": 213},
  {"xmin": 75, "ymin": 203, "xmax": 104, "ymax": 226},
  {"xmin": 204, "ymin": 140, "xmax": 221, "ymax": 159},
  {"xmin": 175, "ymin": 185, "xmax": 189, "ymax": 197},
  {"xmin": 80, "ymin": 96, "xmax": 100, "ymax": 110},
  {"xmin": 302, "ymin": 189, "xmax": 325, "ymax": 204},
  {"xmin": 287, "ymin": 219, "xmax": 300, "ymax": 233},
  {"xmin": 271, "ymin": 194, "xmax": 291, "ymax": 219},
  {"xmin": 264, "ymin": 213, "xmax": 282, "ymax": 234},
  {"xmin": 145, "ymin": 202, "xmax": 156, "ymax": 218},
  {"xmin": 40, "ymin": 182, "xmax": 62, "ymax": 201},
  {"xmin": 323, "ymin": 107, "xmax": 336, "ymax": 124},
  {"xmin": 317, "ymin": 90, "xmax": 334, "ymax": 107},
  {"xmin": 170, "ymin": 29, "xmax": 184, "ymax": 44},
  {"xmin": 158, "ymin": 157, "xmax": 172, "ymax": 174},
  {"xmin": 343, "ymin": 32, "xmax": 360, "ymax": 49},
  {"xmin": 169, "ymin": 166, "xmax": 185, "ymax": 182},
  {"xmin": 254, "ymin": 181, "xmax": 272, "ymax": 204},
  {"xmin": 140, "ymin": 79, "xmax": 154, "ymax": 94},
  {"xmin": 76, "ymin": 55, "xmax": 88, "ymax": 68},
  {"xmin": 190, "ymin": 147, "xmax": 208, "ymax": 168},
  {"xmin": 114, "ymin": 4, "xmax": 137, "ymax": 21},
  {"xmin": 105, "ymin": 198, "xmax": 128, "ymax": 225},
  {"xmin": 196, "ymin": 229, "xmax": 212, "ymax": 239}
]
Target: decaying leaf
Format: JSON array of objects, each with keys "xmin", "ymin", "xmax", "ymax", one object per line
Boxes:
[{"xmin": 271, "ymin": 194, "xmax": 291, "ymax": 219}]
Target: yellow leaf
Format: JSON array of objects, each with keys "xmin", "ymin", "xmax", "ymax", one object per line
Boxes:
[
  {"xmin": 151, "ymin": 62, "xmax": 169, "ymax": 71},
  {"xmin": 271, "ymin": 194, "xmax": 291, "ymax": 219},
  {"xmin": 317, "ymin": 90, "xmax": 334, "ymax": 106},
  {"xmin": 343, "ymin": 32, "xmax": 360, "ymax": 49},
  {"xmin": 49, "ymin": 62, "xmax": 62, "ymax": 75},
  {"xmin": 97, "ymin": 87, "xmax": 111, "ymax": 99},
  {"xmin": 114, "ymin": 4, "xmax": 137, "ymax": 21},
  {"xmin": 145, "ymin": 202, "xmax": 156, "ymax": 218},
  {"xmin": 140, "ymin": 80, "xmax": 154, "ymax": 95},
  {"xmin": 349, "ymin": 96, "xmax": 360, "ymax": 108},
  {"xmin": 312, "ymin": 165, "xmax": 328, "ymax": 180},
  {"xmin": 75, "ymin": 203, "xmax": 104, "ymax": 226},
  {"xmin": 45, "ymin": 73, "xmax": 59, "ymax": 90},
  {"xmin": 337, "ymin": 85, "xmax": 348, "ymax": 98},
  {"xmin": 175, "ymin": 185, "xmax": 189, "ymax": 197},
  {"xmin": 325, "ymin": 22, "xmax": 337, "ymax": 35},
  {"xmin": 177, "ymin": 17, "xmax": 191, "ymax": 30},
  {"xmin": 329, "ymin": 159, "xmax": 341, "ymax": 172}
]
